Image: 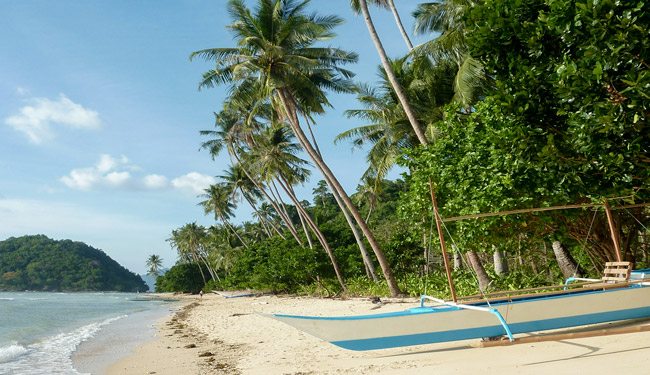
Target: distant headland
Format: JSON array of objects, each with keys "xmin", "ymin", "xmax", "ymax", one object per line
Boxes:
[{"xmin": 0, "ymin": 235, "xmax": 147, "ymax": 292}]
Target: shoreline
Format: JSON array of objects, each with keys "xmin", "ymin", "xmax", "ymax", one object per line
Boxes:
[
  {"xmin": 72, "ymin": 295, "xmax": 183, "ymax": 374},
  {"xmin": 107, "ymin": 293, "xmax": 650, "ymax": 374},
  {"xmin": 105, "ymin": 296, "xmax": 228, "ymax": 374}
]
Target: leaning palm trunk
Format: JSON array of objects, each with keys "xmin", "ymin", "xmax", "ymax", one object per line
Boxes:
[
  {"xmin": 277, "ymin": 176, "xmax": 346, "ymax": 291},
  {"xmin": 242, "ymin": 192, "xmax": 285, "ymax": 239},
  {"xmin": 220, "ymin": 214, "xmax": 249, "ymax": 249},
  {"xmin": 466, "ymin": 251, "xmax": 490, "ymax": 292},
  {"xmin": 552, "ymin": 240, "xmax": 583, "ymax": 278},
  {"xmin": 303, "ymin": 116, "xmax": 378, "ymax": 281},
  {"xmin": 268, "ymin": 179, "xmax": 306, "ymax": 245},
  {"xmin": 357, "ymin": 0, "xmax": 427, "ymax": 146},
  {"xmin": 387, "ymin": 0, "xmax": 413, "ymax": 50},
  {"xmin": 233, "ymin": 152, "xmax": 302, "ymax": 244},
  {"xmin": 190, "ymin": 252, "xmax": 207, "ymax": 284},
  {"xmin": 278, "ymin": 90, "xmax": 400, "ymax": 296}
]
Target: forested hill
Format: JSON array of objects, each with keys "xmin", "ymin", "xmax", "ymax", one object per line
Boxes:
[{"xmin": 0, "ymin": 235, "xmax": 147, "ymax": 292}]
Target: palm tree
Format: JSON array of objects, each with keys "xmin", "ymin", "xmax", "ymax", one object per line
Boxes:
[
  {"xmin": 351, "ymin": 0, "xmax": 413, "ymax": 50},
  {"xmin": 412, "ymin": 1, "xmax": 488, "ymax": 108},
  {"xmin": 201, "ymin": 107, "xmax": 304, "ymax": 244},
  {"xmin": 199, "ymin": 183, "xmax": 249, "ymax": 248},
  {"xmin": 250, "ymin": 123, "xmax": 347, "ymax": 290},
  {"xmin": 339, "ymin": 57, "xmax": 455, "ymax": 181},
  {"xmin": 168, "ymin": 223, "xmax": 213, "ymax": 283},
  {"xmin": 350, "ymin": 0, "xmax": 428, "ymax": 145},
  {"xmin": 191, "ymin": 0, "xmax": 400, "ymax": 295},
  {"xmin": 220, "ymin": 164, "xmax": 286, "ymax": 239},
  {"xmin": 146, "ymin": 254, "xmax": 163, "ymax": 276}
]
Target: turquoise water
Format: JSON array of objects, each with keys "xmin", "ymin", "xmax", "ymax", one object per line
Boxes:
[{"xmin": 0, "ymin": 292, "xmax": 176, "ymax": 374}]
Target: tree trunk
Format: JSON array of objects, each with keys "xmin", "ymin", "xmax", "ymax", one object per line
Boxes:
[
  {"xmin": 233, "ymin": 152, "xmax": 302, "ymax": 244},
  {"xmin": 243, "ymin": 192, "xmax": 285, "ymax": 239},
  {"xmin": 387, "ymin": 0, "xmax": 413, "ymax": 50},
  {"xmin": 357, "ymin": 0, "xmax": 428, "ymax": 145},
  {"xmin": 466, "ymin": 251, "xmax": 490, "ymax": 292},
  {"xmin": 220, "ymin": 214, "xmax": 249, "ymax": 249},
  {"xmin": 493, "ymin": 247, "xmax": 509, "ymax": 276},
  {"xmin": 267, "ymin": 178, "xmax": 304, "ymax": 244},
  {"xmin": 278, "ymin": 176, "xmax": 347, "ymax": 292},
  {"xmin": 303, "ymin": 116, "xmax": 378, "ymax": 282},
  {"xmin": 452, "ymin": 245, "xmax": 463, "ymax": 270},
  {"xmin": 552, "ymin": 240, "xmax": 583, "ymax": 278},
  {"xmin": 277, "ymin": 90, "xmax": 400, "ymax": 296}
]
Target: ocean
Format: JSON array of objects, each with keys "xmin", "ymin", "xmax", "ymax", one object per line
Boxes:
[{"xmin": 0, "ymin": 292, "xmax": 178, "ymax": 375}]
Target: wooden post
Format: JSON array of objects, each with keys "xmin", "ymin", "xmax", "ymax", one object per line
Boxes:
[
  {"xmin": 428, "ymin": 179, "xmax": 457, "ymax": 302},
  {"xmin": 603, "ymin": 199, "xmax": 623, "ymax": 262}
]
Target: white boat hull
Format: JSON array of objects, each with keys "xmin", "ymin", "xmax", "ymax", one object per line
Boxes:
[{"xmin": 272, "ymin": 285, "xmax": 650, "ymax": 350}]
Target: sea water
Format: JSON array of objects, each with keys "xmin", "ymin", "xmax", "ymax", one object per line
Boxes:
[{"xmin": 0, "ymin": 292, "xmax": 177, "ymax": 375}]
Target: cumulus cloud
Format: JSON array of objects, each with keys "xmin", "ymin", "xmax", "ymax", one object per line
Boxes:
[
  {"xmin": 5, "ymin": 94, "xmax": 101, "ymax": 144},
  {"xmin": 61, "ymin": 154, "xmax": 214, "ymax": 194},
  {"xmin": 171, "ymin": 172, "xmax": 215, "ymax": 195},
  {"xmin": 61, "ymin": 154, "xmax": 133, "ymax": 190}
]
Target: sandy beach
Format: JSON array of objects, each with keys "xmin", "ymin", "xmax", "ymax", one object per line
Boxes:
[{"xmin": 107, "ymin": 293, "xmax": 650, "ymax": 374}]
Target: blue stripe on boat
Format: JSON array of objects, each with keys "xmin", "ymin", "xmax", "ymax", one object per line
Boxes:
[
  {"xmin": 331, "ymin": 306, "xmax": 650, "ymax": 351},
  {"xmin": 274, "ymin": 286, "xmax": 637, "ymax": 321}
]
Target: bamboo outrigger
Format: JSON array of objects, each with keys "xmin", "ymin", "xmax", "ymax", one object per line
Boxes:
[{"xmin": 270, "ymin": 199, "xmax": 650, "ymax": 350}]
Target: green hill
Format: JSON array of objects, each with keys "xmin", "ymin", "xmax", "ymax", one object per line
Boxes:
[{"xmin": 0, "ymin": 235, "xmax": 147, "ymax": 292}]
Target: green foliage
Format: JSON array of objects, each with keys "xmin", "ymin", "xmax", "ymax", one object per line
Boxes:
[
  {"xmin": 155, "ymin": 263, "xmax": 205, "ymax": 293},
  {"xmin": 222, "ymin": 237, "xmax": 331, "ymax": 293},
  {"xmin": 0, "ymin": 235, "xmax": 146, "ymax": 292},
  {"xmin": 466, "ymin": 0, "xmax": 649, "ymax": 201}
]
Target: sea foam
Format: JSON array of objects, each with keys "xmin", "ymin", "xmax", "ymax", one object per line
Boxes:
[{"xmin": 0, "ymin": 315, "xmax": 125, "ymax": 375}]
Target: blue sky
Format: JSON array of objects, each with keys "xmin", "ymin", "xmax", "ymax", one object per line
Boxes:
[{"xmin": 0, "ymin": 0, "xmax": 426, "ymax": 274}]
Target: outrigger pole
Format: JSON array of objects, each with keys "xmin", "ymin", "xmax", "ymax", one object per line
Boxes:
[
  {"xmin": 603, "ymin": 199, "xmax": 623, "ymax": 262},
  {"xmin": 428, "ymin": 179, "xmax": 457, "ymax": 302}
]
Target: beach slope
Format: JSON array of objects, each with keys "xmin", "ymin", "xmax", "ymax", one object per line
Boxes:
[{"xmin": 108, "ymin": 294, "xmax": 650, "ymax": 374}]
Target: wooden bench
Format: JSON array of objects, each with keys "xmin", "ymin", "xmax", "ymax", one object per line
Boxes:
[{"xmin": 585, "ymin": 261, "xmax": 632, "ymax": 288}]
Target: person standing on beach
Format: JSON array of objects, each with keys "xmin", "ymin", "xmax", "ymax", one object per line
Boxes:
[{"xmin": 199, "ymin": 290, "xmax": 203, "ymax": 298}]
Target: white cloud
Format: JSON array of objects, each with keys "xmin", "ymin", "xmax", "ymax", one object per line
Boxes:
[
  {"xmin": 143, "ymin": 174, "xmax": 169, "ymax": 189},
  {"xmin": 171, "ymin": 172, "xmax": 215, "ymax": 195},
  {"xmin": 61, "ymin": 154, "xmax": 133, "ymax": 190},
  {"xmin": 5, "ymin": 94, "xmax": 101, "ymax": 144},
  {"xmin": 61, "ymin": 154, "xmax": 213, "ymax": 194}
]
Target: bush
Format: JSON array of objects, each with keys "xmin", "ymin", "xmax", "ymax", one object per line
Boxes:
[{"xmin": 155, "ymin": 263, "xmax": 205, "ymax": 293}]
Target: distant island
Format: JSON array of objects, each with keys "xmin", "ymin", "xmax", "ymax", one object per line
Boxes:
[{"xmin": 0, "ymin": 235, "xmax": 147, "ymax": 292}]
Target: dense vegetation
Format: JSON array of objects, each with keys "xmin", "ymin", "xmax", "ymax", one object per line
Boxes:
[
  {"xmin": 160, "ymin": 0, "xmax": 649, "ymax": 297},
  {"xmin": 0, "ymin": 235, "xmax": 147, "ymax": 292}
]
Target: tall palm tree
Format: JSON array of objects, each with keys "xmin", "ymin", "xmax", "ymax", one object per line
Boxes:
[
  {"xmin": 199, "ymin": 183, "xmax": 249, "ymax": 248},
  {"xmin": 350, "ymin": 0, "xmax": 427, "ymax": 145},
  {"xmin": 146, "ymin": 254, "xmax": 163, "ymax": 276},
  {"xmin": 191, "ymin": 0, "xmax": 400, "ymax": 295}
]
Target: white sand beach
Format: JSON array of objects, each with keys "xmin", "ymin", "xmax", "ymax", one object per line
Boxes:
[{"xmin": 107, "ymin": 293, "xmax": 650, "ymax": 374}]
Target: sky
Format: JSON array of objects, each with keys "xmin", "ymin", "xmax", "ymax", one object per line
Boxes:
[{"xmin": 0, "ymin": 0, "xmax": 428, "ymax": 274}]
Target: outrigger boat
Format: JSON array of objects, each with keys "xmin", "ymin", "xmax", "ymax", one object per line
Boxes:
[{"xmin": 271, "ymin": 197, "xmax": 650, "ymax": 351}]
